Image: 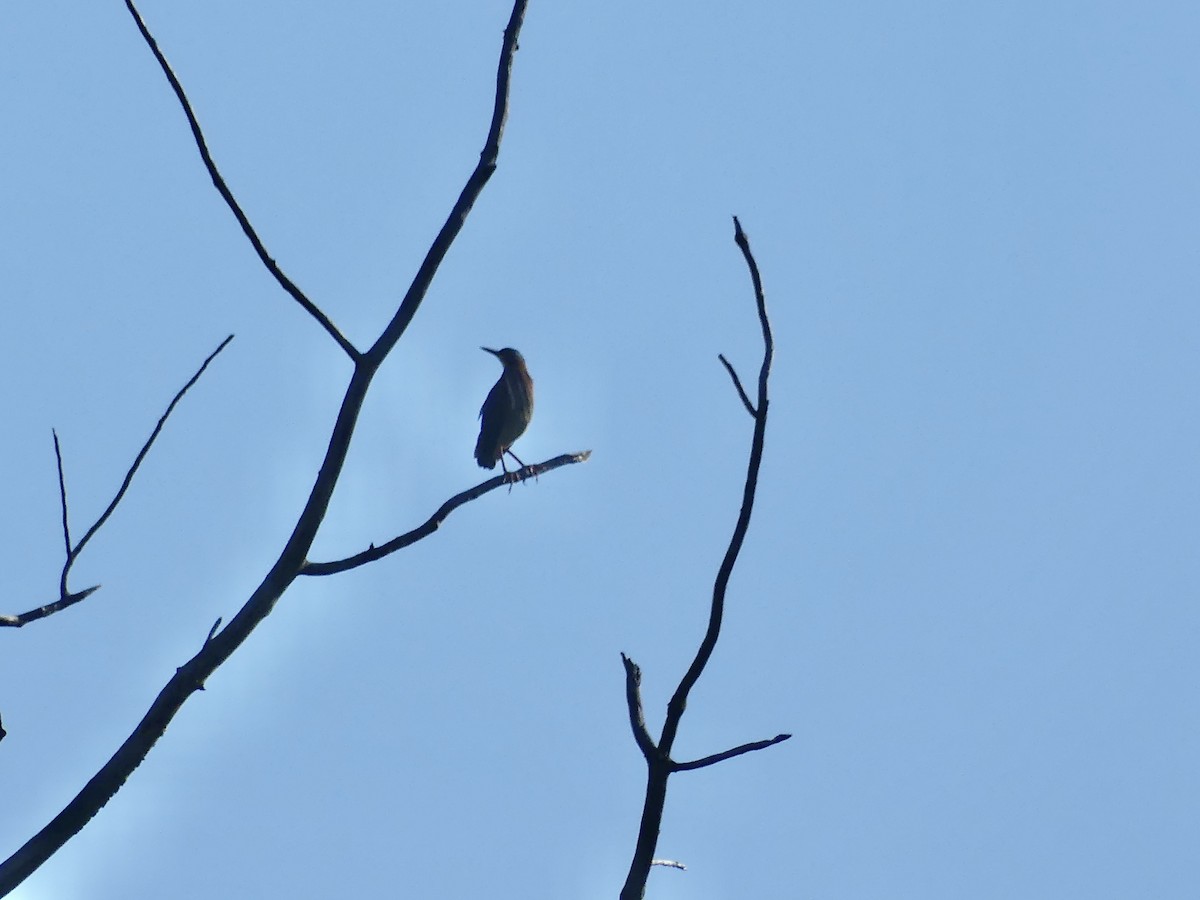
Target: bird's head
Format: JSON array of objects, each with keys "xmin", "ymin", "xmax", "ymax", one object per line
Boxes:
[{"xmin": 481, "ymin": 346, "xmax": 525, "ymax": 368}]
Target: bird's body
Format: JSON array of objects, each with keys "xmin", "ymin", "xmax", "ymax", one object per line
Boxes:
[{"xmin": 475, "ymin": 347, "xmax": 534, "ymax": 474}]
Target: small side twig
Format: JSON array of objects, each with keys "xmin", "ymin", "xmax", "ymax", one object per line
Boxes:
[
  {"xmin": 123, "ymin": 0, "xmax": 358, "ymax": 361},
  {"xmin": 673, "ymin": 733, "xmax": 792, "ymax": 772},
  {"xmin": 0, "ymin": 586, "xmax": 101, "ymax": 629},
  {"xmin": 620, "ymin": 654, "xmax": 658, "ymax": 763},
  {"xmin": 203, "ymin": 617, "xmax": 223, "ymax": 645},
  {"xmin": 53, "ymin": 430, "xmax": 71, "ymax": 557},
  {"xmin": 301, "ymin": 452, "xmax": 591, "ymax": 576},
  {"xmin": 62, "ymin": 335, "xmax": 235, "ymax": 591},
  {"xmin": 718, "ymin": 354, "xmax": 756, "ymax": 417},
  {"xmin": 650, "ymin": 859, "xmax": 686, "ymax": 871}
]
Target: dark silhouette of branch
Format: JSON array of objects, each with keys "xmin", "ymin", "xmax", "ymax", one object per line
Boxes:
[
  {"xmin": 620, "ymin": 654, "xmax": 658, "ymax": 763},
  {"xmin": 302, "ymin": 452, "xmax": 591, "ymax": 576},
  {"xmin": 364, "ymin": 0, "xmax": 526, "ymax": 365},
  {"xmin": 619, "ymin": 217, "xmax": 781, "ymax": 900},
  {"xmin": 673, "ymin": 733, "xmax": 792, "ymax": 772},
  {"xmin": 718, "ymin": 353, "xmax": 756, "ymax": 417},
  {"xmin": 203, "ymin": 617, "xmax": 223, "ymax": 646},
  {"xmin": 53, "ymin": 430, "xmax": 71, "ymax": 556},
  {"xmin": 0, "ymin": 587, "xmax": 101, "ymax": 629},
  {"xmin": 0, "ymin": 4, "xmax": 537, "ymax": 894},
  {"xmin": 3, "ymin": 336, "xmax": 232, "ymax": 630},
  {"xmin": 123, "ymin": 0, "xmax": 359, "ymax": 361},
  {"xmin": 64, "ymin": 335, "xmax": 235, "ymax": 590}
]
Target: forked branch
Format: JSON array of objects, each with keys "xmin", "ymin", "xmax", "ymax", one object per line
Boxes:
[
  {"xmin": 2, "ymin": 335, "xmax": 233, "ymax": 629},
  {"xmin": 0, "ymin": 4, "xmax": 537, "ymax": 894},
  {"xmin": 618, "ymin": 218, "xmax": 784, "ymax": 900}
]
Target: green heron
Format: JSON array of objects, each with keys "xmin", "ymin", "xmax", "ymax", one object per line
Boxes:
[{"xmin": 475, "ymin": 346, "xmax": 534, "ymax": 477}]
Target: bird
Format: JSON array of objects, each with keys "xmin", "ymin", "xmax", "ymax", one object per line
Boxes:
[{"xmin": 474, "ymin": 346, "xmax": 534, "ymax": 478}]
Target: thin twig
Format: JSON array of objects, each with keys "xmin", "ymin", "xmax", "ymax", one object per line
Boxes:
[
  {"xmin": 718, "ymin": 353, "xmax": 756, "ymax": 417},
  {"xmin": 301, "ymin": 451, "xmax": 591, "ymax": 576},
  {"xmin": 0, "ymin": 587, "xmax": 102, "ymax": 629},
  {"xmin": 53, "ymin": 430, "xmax": 71, "ymax": 558},
  {"xmin": 733, "ymin": 217, "xmax": 772, "ymax": 362},
  {"xmin": 123, "ymin": 0, "xmax": 359, "ymax": 361},
  {"xmin": 63, "ymin": 335, "xmax": 235, "ymax": 592},
  {"xmin": 204, "ymin": 617, "xmax": 223, "ymax": 645},
  {"xmin": 673, "ymin": 733, "xmax": 792, "ymax": 772}
]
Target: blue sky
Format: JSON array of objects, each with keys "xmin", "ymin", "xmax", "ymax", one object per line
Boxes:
[{"xmin": 2, "ymin": 1, "xmax": 1198, "ymax": 898}]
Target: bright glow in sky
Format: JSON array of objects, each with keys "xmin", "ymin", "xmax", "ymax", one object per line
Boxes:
[{"xmin": 2, "ymin": 2, "xmax": 1198, "ymax": 898}]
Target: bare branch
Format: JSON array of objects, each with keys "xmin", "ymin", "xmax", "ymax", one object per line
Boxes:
[
  {"xmin": 301, "ymin": 451, "xmax": 591, "ymax": 576},
  {"xmin": 63, "ymin": 335, "xmax": 234, "ymax": 586},
  {"xmin": 0, "ymin": 586, "xmax": 101, "ymax": 629},
  {"xmin": 620, "ymin": 654, "xmax": 658, "ymax": 763},
  {"xmin": 733, "ymin": 217, "xmax": 772, "ymax": 363},
  {"xmin": 123, "ymin": 0, "xmax": 359, "ymax": 361},
  {"xmin": 52, "ymin": 430, "xmax": 71, "ymax": 558},
  {"xmin": 659, "ymin": 218, "xmax": 773, "ymax": 754},
  {"xmin": 619, "ymin": 220, "xmax": 778, "ymax": 900},
  {"xmin": 718, "ymin": 353, "xmax": 756, "ymax": 417},
  {"xmin": 365, "ymin": 0, "xmax": 529, "ymax": 364},
  {"xmin": 5, "ymin": 338, "xmax": 231, "ymax": 629},
  {"xmin": 673, "ymin": 733, "xmax": 792, "ymax": 772},
  {"xmin": 0, "ymin": 7, "xmax": 534, "ymax": 892}
]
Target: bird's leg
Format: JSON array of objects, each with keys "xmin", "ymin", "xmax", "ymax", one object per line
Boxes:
[
  {"xmin": 499, "ymin": 452, "xmax": 514, "ymax": 493},
  {"xmin": 505, "ymin": 449, "xmax": 536, "ymax": 484}
]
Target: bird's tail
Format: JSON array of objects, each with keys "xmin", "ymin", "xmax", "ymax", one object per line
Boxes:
[{"xmin": 474, "ymin": 436, "xmax": 499, "ymax": 469}]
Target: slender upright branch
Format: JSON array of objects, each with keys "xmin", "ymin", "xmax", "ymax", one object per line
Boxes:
[
  {"xmin": 366, "ymin": 0, "xmax": 528, "ymax": 365},
  {"xmin": 620, "ymin": 654, "xmax": 658, "ymax": 763},
  {"xmin": 53, "ymin": 430, "xmax": 71, "ymax": 557},
  {"xmin": 123, "ymin": 0, "xmax": 359, "ymax": 361},
  {"xmin": 619, "ymin": 218, "xmax": 780, "ymax": 900},
  {"xmin": 659, "ymin": 217, "xmax": 773, "ymax": 757},
  {"xmin": 0, "ymin": 6, "xmax": 533, "ymax": 894}
]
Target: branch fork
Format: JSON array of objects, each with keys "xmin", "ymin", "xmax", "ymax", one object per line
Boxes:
[
  {"xmin": 0, "ymin": 4, "xmax": 587, "ymax": 895},
  {"xmin": 618, "ymin": 218, "xmax": 784, "ymax": 900}
]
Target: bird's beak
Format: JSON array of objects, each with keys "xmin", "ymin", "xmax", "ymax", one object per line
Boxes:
[{"xmin": 481, "ymin": 346, "xmax": 500, "ymax": 357}]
